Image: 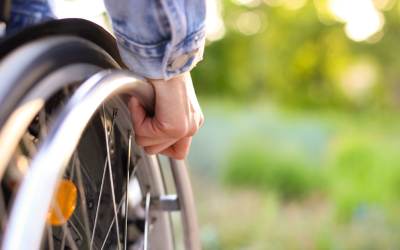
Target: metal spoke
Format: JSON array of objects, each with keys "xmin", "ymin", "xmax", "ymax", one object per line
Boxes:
[
  {"xmin": 90, "ymin": 109, "xmax": 118, "ymax": 250},
  {"xmin": 60, "ymin": 228, "xmax": 66, "ymax": 250},
  {"xmin": 144, "ymin": 190, "xmax": 151, "ymax": 250},
  {"xmin": 100, "ymin": 159, "xmax": 140, "ymax": 250},
  {"xmin": 50, "ymin": 196, "xmax": 78, "ymax": 250},
  {"xmin": 99, "ymin": 197, "xmax": 124, "ymax": 250},
  {"xmin": 22, "ymin": 133, "xmax": 36, "ymax": 158},
  {"xmin": 46, "ymin": 224, "xmax": 54, "ymax": 250},
  {"xmin": 0, "ymin": 187, "xmax": 8, "ymax": 232},
  {"xmin": 51, "ymin": 92, "xmax": 60, "ymax": 114},
  {"xmin": 61, "ymin": 223, "xmax": 78, "ymax": 250},
  {"xmin": 137, "ymin": 222, "xmax": 155, "ymax": 250},
  {"xmin": 122, "ymin": 158, "xmax": 140, "ymax": 196},
  {"xmin": 102, "ymin": 103, "xmax": 121, "ymax": 250},
  {"xmin": 71, "ymin": 213, "xmax": 86, "ymax": 240},
  {"xmin": 74, "ymin": 154, "xmax": 92, "ymax": 249},
  {"xmin": 69, "ymin": 152, "xmax": 77, "ymax": 181},
  {"xmin": 38, "ymin": 109, "xmax": 47, "ymax": 139},
  {"xmin": 124, "ymin": 131, "xmax": 132, "ymax": 250}
]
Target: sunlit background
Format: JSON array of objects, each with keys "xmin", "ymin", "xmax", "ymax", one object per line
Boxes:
[{"xmin": 56, "ymin": 0, "xmax": 400, "ymax": 249}]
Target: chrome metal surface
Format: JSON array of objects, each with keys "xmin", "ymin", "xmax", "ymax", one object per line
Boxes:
[
  {"xmin": 0, "ymin": 33, "xmax": 195, "ymax": 250},
  {"xmin": 46, "ymin": 225, "xmax": 54, "ymax": 250},
  {"xmin": 90, "ymin": 109, "xmax": 118, "ymax": 250},
  {"xmin": 0, "ymin": 186, "xmax": 7, "ymax": 231},
  {"xmin": 51, "ymin": 195, "xmax": 78, "ymax": 250},
  {"xmin": 124, "ymin": 131, "xmax": 132, "ymax": 250},
  {"xmin": 60, "ymin": 228, "xmax": 66, "ymax": 250},
  {"xmin": 170, "ymin": 159, "xmax": 201, "ymax": 250},
  {"xmin": 137, "ymin": 222, "xmax": 155, "ymax": 250},
  {"xmin": 100, "ymin": 157, "xmax": 140, "ymax": 250},
  {"xmin": 61, "ymin": 227, "xmax": 66, "ymax": 250},
  {"xmin": 104, "ymin": 96, "xmax": 174, "ymax": 250},
  {"xmin": 142, "ymin": 195, "xmax": 180, "ymax": 212},
  {"xmin": 0, "ymin": 63, "xmax": 102, "ymax": 181},
  {"xmin": 160, "ymin": 195, "xmax": 180, "ymax": 212},
  {"xmin": 144, "ymin": 190, "xmax": 151, "ymax": 250},
  {"xmin": 2, "ymin": 65, "xmax": 199, "ymax": 250},
  {"xmin": 100, "ymin": 187, "xmax": 128, "ymax": 250},
  {"xmin": 102, "ymin": 103, "xmax": 121, "ymax": 250},
  {"xmin": 2, "ymin": 70, "xmax": 155, "ymax": 250},
  {"xmin": 74, "ymin": 154, "xmax": 92, "ymax": 249}
]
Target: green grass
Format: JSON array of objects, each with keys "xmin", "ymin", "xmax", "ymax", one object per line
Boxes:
[
  {"xmin": 219, "ymin": 107, "xmax": 400, "ymax": 222},
  {"xmin": 223, "ymin": 139, "xmax": 326, "ymax": 200},
  {"xmin": 190, "ymin": 101, "xmax": 400, "ymax": 248}
]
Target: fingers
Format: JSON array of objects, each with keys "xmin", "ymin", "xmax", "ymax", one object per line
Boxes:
[
  {"xmin": 129, "ymin": 96, "xmax": 148, "ymax": 133},
  {"xmin": 135, "ymin": 135, "xmax": 172, "ymax": 147},
  {"xmin": 158, "ymin": 137, "xmax": 192, "ymax": 160},
  {"xmin": 143, "ymin": 138, "xmax": 179, "ymax": 155},
  {"xmin": 129, "ymin": 72, "xmax": 203, "ymax": 159},
  {"xmin": 130, "ymin": 96, "xmax": 184, "ymax": 138}
]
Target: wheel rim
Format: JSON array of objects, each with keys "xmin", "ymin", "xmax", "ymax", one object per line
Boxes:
[
  {"xmin": 0, "ymin": 63, "xmax": 103, "ymax": 180},
  {"xmin": 0, "ymin": 36, "xmax": 200, "ymax": 250},
  {"xmin": 2, "ymin": 70, "xmax": 178, "ymax": 250}
]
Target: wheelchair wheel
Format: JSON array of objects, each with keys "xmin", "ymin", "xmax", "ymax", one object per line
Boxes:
[{"xmin": 0, "ymin": 34, "xmax": 200, "ymax": 250}]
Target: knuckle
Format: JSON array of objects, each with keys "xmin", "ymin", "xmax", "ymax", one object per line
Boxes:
[
  {"xmin": 144, "ymin": 147, "xmax": 157, "ymax": 155},
  {"xmin": 174, "ymin": 151, "xmax": 188, "ymax": 160},
  {"xmin": 186, "ymin": 124, "xmax": 198, "ymax": 137},
  {"xmin": 199, "ymin": 114, "xmax": 204, "ymax": 127},
  {"xmin": 135, "ymin": 136, "xmax": 145, "ymax": 147},
  {"xmin": 133, "ymin": 125, "xmax": 143, "ymax": 136},
  {"xmin": 159, "ymin": 121, "xmax": 188, "ymax": 138}
]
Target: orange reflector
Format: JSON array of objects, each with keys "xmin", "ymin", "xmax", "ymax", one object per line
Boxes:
[{"xmin": 46, "ymin": 179, "xmax": 77, "ymax": 226}]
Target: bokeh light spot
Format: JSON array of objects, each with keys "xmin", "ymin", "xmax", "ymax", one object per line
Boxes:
[
  {"xmin": 233, "ymin": 0, "xmax": 263, "ymax": 7},
  {"xmin": 373, "ymin": 0, "xmax": 396, "ymax": 10},
  {"xmin": 283, "ymin": 0, "xmax": 308, "ymax": 10},
  {"xmin": 237, "ymin": 12, "xmax": 261, "ymax": 35},
  {"xmin": 264, "ymin": 0, "xmax": 285, "ymax": 6},
  {"xmin": 206, "ymin": 0, "xmax": 226, "ymax": 41},
  {"xmin": 329, "ymin": 0, "xmax": 384, "ymax": 41},
  {"xmin": 340, "ymin": 61, "xmax": 377, "ymax": 99}
]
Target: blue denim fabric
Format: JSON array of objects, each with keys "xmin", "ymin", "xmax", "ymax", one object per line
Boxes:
[
  {"xmin": 7, "ymin": 0, "xmax": 206, "ymax": 80},
  {"xmin": 6, "ymin": 0, "xmax": 56, "ymax": 35},
  {"xmin": 104, "ymin": 0, "xmax": 206, "ymax": 79}
]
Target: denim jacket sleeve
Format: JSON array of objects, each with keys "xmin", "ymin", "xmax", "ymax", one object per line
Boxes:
[
  {"xmin": 6, "ymin": 0, "xmax": 56, "ymax": 35},
  {"xmin": 7, "ymin": 0, "xmax": 206, "ymax": 81},
  {"xmin": 104, "ymin": 0, "xmax": 206, "ymax": 80}
]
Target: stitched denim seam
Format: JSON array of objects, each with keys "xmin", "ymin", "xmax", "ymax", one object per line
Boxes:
[
  {"xmin": 114, "ymin": 29, "xmax": 169, "ymax": 48},
  {"xmin": 174, "ymin": 26, "xmax": 206, "ymax": 48},
  {"xmin": 154, "ymin": 0, "xmax": 170, "ymax": 37},
  {"xmin": 160, "ymin": 1, "xmax": 175, "ymax": 79},
  {"xmin": 166, "ymin": 37, "xmax": 205, "ymax": 71},
  {"xmin": 115, "ymin": 33, "xmax": 168, "ymax": 58},
  {"xmin": 162, "ymin": 0, "xmax": 183, "ymax": 44}
]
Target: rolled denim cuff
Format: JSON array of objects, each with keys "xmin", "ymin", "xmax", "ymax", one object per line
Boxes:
[{"xmin": 115, "ymin": 27, "xmax": 205, "ymax": 80}]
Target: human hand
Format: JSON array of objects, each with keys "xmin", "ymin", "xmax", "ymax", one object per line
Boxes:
[{"xmin": 130, "ymin": 72, "xmax": 204, "ymax": 159}]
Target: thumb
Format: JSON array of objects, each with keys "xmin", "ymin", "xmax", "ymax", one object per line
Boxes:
[{"xmin": 130, "ymin": 96, "xmax": 147, "ymax": 133}]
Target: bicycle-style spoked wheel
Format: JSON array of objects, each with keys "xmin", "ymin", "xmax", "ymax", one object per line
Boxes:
[{"xmin": 0, "ymin": 34, "xmax": 200, "ymax": 249}]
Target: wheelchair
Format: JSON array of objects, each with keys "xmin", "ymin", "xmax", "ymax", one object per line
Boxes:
[{"xmin": 0, "ymin": 2, "xmax": 200, "ymax": 250}]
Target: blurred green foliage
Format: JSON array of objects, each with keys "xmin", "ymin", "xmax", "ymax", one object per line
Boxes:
[
  {"xmin": 223, "ymin": 140, "xmax": 326, "ymax": 200},
  {"xmin": 192, "ymin": 0, "xmax": 400, "ymax": 110},
  {"xmin": 189, "ymin": 0, "xmax": 400, "ymax": 248},
  {"xmin": 219, "ymin": 109, "xmax": 400, "ymax": 222},
  {"xmin": 189, "ymin": 106, "xmax": 400, "ymax": 248}
]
